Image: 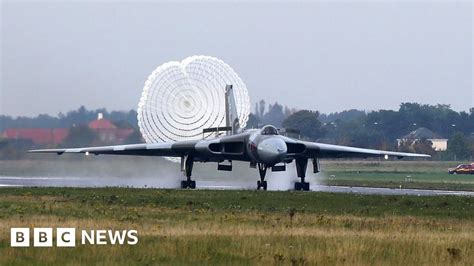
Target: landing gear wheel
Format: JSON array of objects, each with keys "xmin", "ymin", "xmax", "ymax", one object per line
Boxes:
[
  {"xmin": 257, "ymin": 180, "xmax": 267, "ymax": 190},
  {"xmin": 294, "ymin": 182, "xmax": 310, "ymax": 191},
  {"xmin": 302, "ymin": 181, "xmax": 310, "ymax": 191},
  {"xmin": 181, "ymin": 180, "xmax": 197, "ymax": 189},
  {"xmin": 256, "ymin": 163, "xmax": 268, "ymax": 190},
  {"xmin": 294, "ymin": 182, "xmax": 301, "ymax": 191},
  {"xmin": 295, "ymin": 158, "xmax": 310, "ymax": 191}
]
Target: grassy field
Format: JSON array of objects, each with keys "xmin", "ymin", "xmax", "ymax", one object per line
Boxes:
[
  {"xmin": 0, "ymin": 187, "xmax": 473, "ymax": 265},
  {"xmin": 322, "ymin": 160, "xmax": 474, "ymax": 191}
]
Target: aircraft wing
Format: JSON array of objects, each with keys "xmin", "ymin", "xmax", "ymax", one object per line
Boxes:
[
  {"xmin": 28, "ymin": 141, "xmax": 197, "ymax": 157},
  {"xmin": 301, "ymin": 141, "xmax": 431, "ymax": 159}
]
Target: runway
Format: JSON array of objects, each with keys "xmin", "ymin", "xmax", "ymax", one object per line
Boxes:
[{"xmin": 1, "ymin": 176, "xmax": 473, "ymax": 196}]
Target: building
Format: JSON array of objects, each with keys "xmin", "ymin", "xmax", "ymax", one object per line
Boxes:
[
  {"xmin": 87, "ymin": 113, "xmax": 134, "ymax": 144},
  {"xmin": 1, "ymin": 128, "xmax": 68, "ymax": 146},
  {"xmin": 397, "ymin": 127, "xmax": 448, "ymax": 151},
  {"xmin": 2, "ymin": 113, "xmax": 135, "ymax": 146}
]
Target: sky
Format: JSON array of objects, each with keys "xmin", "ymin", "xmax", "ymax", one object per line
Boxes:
[{"xmin": 1, "ymin": 0, "xmax": 472, "ymax": 117}]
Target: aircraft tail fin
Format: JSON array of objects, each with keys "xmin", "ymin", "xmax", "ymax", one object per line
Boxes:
[{"xmin": 225, "ymin": 85, "xmax": 240, "ymax": 135}]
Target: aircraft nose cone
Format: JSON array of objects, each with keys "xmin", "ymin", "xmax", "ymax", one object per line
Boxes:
[{"xmin": 257, "ymin": 138, "xmax": 287, "ymax": 165}]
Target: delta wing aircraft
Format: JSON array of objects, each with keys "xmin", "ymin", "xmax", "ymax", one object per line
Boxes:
[{"xmin": 30, "ymin": 86, "xmax": 430, "ymax": 190}]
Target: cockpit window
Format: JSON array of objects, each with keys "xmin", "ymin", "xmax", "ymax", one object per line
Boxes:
[{"xmin": 261, "ymin": 125, "xmax": 279, "ymax": 135}]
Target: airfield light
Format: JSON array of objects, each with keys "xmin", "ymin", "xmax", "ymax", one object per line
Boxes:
[{"xmin": 384, "ymin": 154, "xmax": 389, "ymax": 160}]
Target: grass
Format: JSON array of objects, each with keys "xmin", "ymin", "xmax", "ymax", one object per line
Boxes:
[
  {"xmin": 0, "ymin": 187, "xmax": 473, "ymax": 265},
  {"xmin": 321, "ymin": 160, "xmax": 474, "ymax": 191}
]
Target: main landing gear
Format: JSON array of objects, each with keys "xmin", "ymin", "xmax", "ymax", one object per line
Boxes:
[
  {"xmin": 253, "ymin": 158, "xmax": 317, "ymax": 191},
  {"xmin": 257, "ymin": 163, "xmax": 268, "ymax": 190},
  {"xmin": 181, "ymin": 156, "xmax": 196, "ymax": 189},
  {"xmin": 294, "ymin": 158, "xmax": 310, "ymax": 191}
]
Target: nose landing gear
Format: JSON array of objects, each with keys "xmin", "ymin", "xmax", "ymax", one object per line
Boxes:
[{"xmin": 257, "ymin": 163, "xmax": 268, "ymax": 190}]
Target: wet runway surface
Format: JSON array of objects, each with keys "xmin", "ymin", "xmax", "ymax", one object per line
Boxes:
[{"xmin": 1, "ymin": 176, "xmax": 473, "ymax": 196}]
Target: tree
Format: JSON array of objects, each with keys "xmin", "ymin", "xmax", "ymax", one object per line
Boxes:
[
  {"xmin": 282, "ymin": 110, "xmax": 324, "ymax": 141},
  {"xmin": 0, "ymin": 139, "xmax": 34, "ymax": 160},
  {"xmin": 258, "ymin": 100, "xmax": 266, "ymax": 119},
  {"xmin": 346, "ymin": 126, "xmax": 388, "ymax": 149},
  {"xmin": 412, "ymin": 138, "xmax": 436, "ymax": 155},
  {"xmin": 398, "ymin": 139, "xmax": 415, "ymax": 153},
  {"xmin": 62, "ymin": 125, "xmax": 97, "ymax": 147},
  {"xmin": 284, "ymin": 106, "xmax": 295, "ymax": 118},
  {"xmin": 262, "ymin": 102, "xmax": 285, "ymax": 127},
  {"xmin": 123, "ymin": 129, "xmax": 144, "ymax": 144},
  {"xmin": 319, "ymin": 109, "xmax": 366, "ymax": 123},
  {"xmin": 447, "ymin": 133, "xmax": 471, "ymax": 160},
  {"xmin": 245, "ymin": 113, "xmax": 260, "ymax": 129}
]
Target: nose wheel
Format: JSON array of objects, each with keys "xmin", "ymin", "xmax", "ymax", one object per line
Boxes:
[{"xmin": 257, "ymin": 163, "xmax": 268, "ymax": 190}]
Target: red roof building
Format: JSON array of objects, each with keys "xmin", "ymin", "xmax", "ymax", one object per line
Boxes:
[
  {"xmin": 88, "ymin": 118, "xmax": 117, "ymax": 129},
  {"xmin": 88, "ymin": 113, "xmax": 133, "ymax": 144},
  {"xmin": 2, "ymin": 128, "xmax": 69, "ymax": 145},
  {"xmin": 2, "ymin": 113, "xmax": 135, "ymax": 146}
]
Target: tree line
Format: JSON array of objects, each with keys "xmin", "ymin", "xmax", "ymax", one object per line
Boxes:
[
  {"xmin": 0, "ymin": 106, "xmax": 138, "ymax": 132},
  {"xmin": 1, "ymin": 102, "xmax": 474, "ymax": 160},
  {"xmin": 250, "ymin": 101, "xmax": 474, "ymax": 160}
]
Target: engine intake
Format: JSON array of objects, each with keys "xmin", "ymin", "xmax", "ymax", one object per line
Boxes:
[
  {"xmin": 286, "ymin": 143, "xmax": 306, "ymax": 154},
  {"xmin": 209, "ymin": 142, "xmax": 245, "ymax": 155}
]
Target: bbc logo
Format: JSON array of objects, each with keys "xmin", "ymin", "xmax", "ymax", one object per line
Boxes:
[{"xmin": 11, "ymin": 228, "xmax": 76, "ymax": 247}]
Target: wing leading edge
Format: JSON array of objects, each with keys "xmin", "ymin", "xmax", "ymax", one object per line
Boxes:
[
  {"xmin": 29, "ymin": 142, "xmax": 181, "ymax": 157},
  {"xmin": 29, "ymin": 139, "xmax": 430, "ymax": 160},
  {"xmin": 301, "ymin": 141, "xmax": 430, "ymax": 159}
]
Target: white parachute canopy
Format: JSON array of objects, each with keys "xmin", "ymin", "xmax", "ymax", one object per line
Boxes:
[{"xmin": 137, "ymin": 55, "xmax": 251, "ymax": 143}]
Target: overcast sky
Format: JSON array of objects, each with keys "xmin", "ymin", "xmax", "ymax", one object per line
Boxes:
[{"xmin": 1, "ymin": 0, "xmax": 472, "ymax": 117}]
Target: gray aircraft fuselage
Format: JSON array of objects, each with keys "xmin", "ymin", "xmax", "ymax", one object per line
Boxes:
[
  {"xmin": 247, "ymin": 129, "xmax": 289, "ymax": 165},
  {"xmin": 190, "ymin": 125, "xmax": 304, "ymax": 167}
]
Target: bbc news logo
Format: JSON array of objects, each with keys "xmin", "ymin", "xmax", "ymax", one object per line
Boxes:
[{"xmin": 11, "ymin": 228, "xmax": 138, "ymax": 247}]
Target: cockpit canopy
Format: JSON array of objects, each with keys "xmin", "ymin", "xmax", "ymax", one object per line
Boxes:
[{"xmin": 261, "ymin": 125, "xmax": 279, "ymax": 135}]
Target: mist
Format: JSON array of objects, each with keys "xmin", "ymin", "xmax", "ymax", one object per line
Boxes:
[{"xmin": 0, "ymin": 157, "xmax": 323, "ymax": 190}]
